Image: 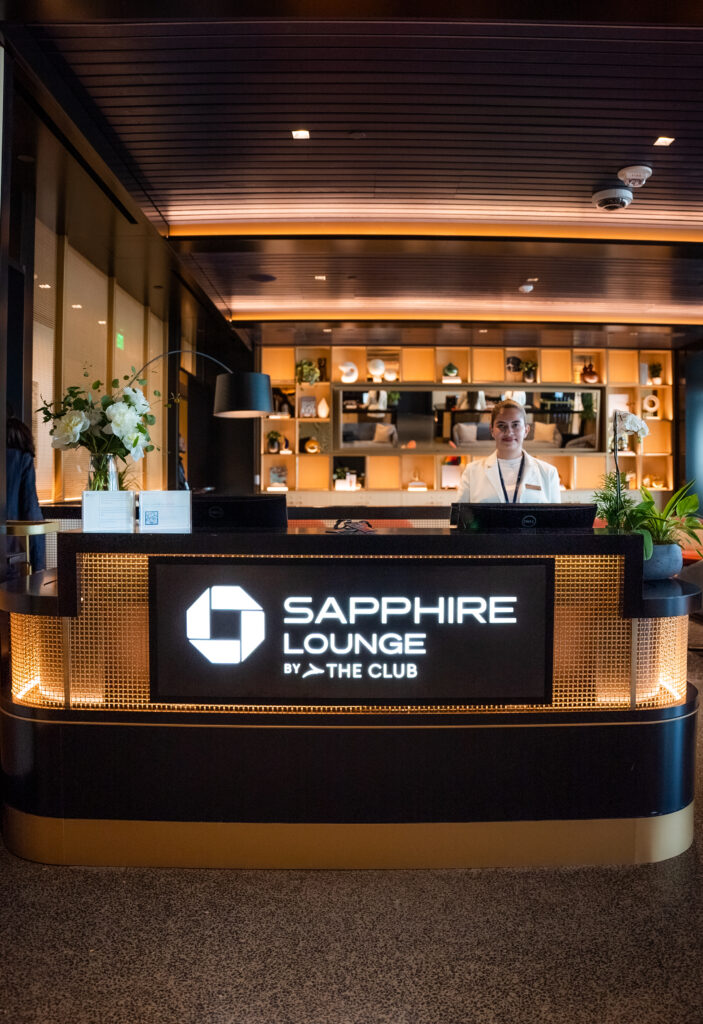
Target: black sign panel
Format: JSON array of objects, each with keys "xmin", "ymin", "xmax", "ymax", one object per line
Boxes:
[{"xmin": 149, "ymin": 557, "xmax": 554, "ymax": 706}]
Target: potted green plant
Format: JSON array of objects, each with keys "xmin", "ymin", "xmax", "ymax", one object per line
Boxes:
[
  {"xmin": 520, "ymin": 359, "xmax": 538, "ymax": 383},
  {"xmin": 626, "ymin": 482, "xmax": 703, "ymax": 579},
  {"xmin": 266, "ymin": 429, "xmax": 282, "ymax": 453},
  {"xmin": 593, "ymin": 474, "xmax": 703, "ymax": 579},
  {"xmin": 295, "ymin": 359, "xmax": 320, "ymax": 384},
  {"xmin": 592, "ymin": 471, "xmax": 638, "ymax": 531},
  {"xmin": 648, "ymin": 362, "xmax": 663, "ymax": 385}
]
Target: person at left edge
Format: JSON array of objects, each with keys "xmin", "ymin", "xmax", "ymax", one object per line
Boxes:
[{"xmin": 6, "ymin": 417, "xmax": 46, "ymax": 572}]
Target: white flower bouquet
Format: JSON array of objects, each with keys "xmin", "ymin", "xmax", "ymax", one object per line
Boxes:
[{"xmin": 39, "ymin": 369, "xmax": 158, "ymax": 489}]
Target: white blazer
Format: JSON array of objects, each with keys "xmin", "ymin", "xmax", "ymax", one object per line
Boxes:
[{"xmin": 456, "ymin": 450, "xmax": 561, "ymax": 504}]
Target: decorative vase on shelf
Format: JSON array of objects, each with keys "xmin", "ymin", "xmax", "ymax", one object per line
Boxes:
[
  {"xmin": 580, "ymin": 363, "xmax": 600, "ymax": 384},
  {"xmin": 340, "ymin": 361, "xmax": 358, "ymax": 383},
  {"xmin": 88, "ymin": 453, "xmax": 120, "ymax": 491},
  {"xmin": 317, "ymin": 396, "xmax": 329, "ymax": 419}
]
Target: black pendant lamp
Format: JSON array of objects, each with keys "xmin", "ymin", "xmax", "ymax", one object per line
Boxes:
[
  {"xmin": 129, "ymin": 351, "xmax": 272, "ymax": 419},
  {"xmin": 213, "ymin": 370, "xmax": 272, "ymax": 418}
]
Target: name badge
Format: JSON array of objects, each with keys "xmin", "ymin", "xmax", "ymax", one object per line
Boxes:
[{"xmin": 525, "ymin": 483, "xmax": 542, "ymax": 491}]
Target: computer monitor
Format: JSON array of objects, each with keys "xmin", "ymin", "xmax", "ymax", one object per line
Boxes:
[
  {"xmin": 452, "ymin": 502, "xmax": 597, "ymax": 531},
  {"xmin": 192, "ymin": 494, "xmax": 288, "ymax": 531}
]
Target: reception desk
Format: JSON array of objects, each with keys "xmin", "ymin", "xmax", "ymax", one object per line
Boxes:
[{"xmin": 0, "ymin": 526, "xmax": 699, "ymax": 868}]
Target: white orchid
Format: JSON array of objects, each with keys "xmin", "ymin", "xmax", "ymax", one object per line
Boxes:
[
  {"xmin": 614, "ymin": 410, "xmax": 649, "ymax": 439},
  {"xmin": 50, "ymin": 409, "xmax": 90, "ymax": 449}
]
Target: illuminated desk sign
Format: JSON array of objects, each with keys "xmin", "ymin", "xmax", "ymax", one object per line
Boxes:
[{"xmin": 149, "ymin": 557, "xmax": 554, "ymax": 706}]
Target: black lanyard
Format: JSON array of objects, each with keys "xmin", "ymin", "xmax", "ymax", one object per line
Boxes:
[{"xmin": 497, "ymin": 452, "xmax": 525, "ymax": 504}]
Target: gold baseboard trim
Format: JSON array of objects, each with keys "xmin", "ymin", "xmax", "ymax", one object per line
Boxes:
[{"xmin": 3, "ymin": 804, "xmax": 694, "ymax": 869}]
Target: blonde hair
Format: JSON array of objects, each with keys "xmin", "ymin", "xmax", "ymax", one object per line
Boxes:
[{"xmin": 490, "ymin": 399, "xmax": 527, "ymax": 427}]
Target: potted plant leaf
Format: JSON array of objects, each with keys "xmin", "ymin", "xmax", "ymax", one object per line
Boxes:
[
  {"xmin": 266, "ymin": 429, "xmax": 282, "ymax": 453},
  {"xmin": 295, "ymin": 359, "xmax": 321, "ymax": 384},
  {"xmin": 592, "ymin": 471, "xmax": 638, "ymax": 531},
  {"xmin": 520, "ymin": 359, "xmax": 538, "ymax": 383},
  {"xmin": 626, "ymin": 482, "xmax": 703, "ymax": 579},
  {"xmin": 593, "ymin": 474, "xmax": 703, "ymax": 579},
  {"xmin": 648, "ymin": 362, "xmax": 663, "ymax": 385}
]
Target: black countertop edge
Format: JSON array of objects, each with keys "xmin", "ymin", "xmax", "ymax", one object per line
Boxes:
[
  {"xmin": 642, "ymin": 578, "xmax": 702, "ymax": 617},
  {"xmin": 2, "ymin": 684, "xmax": 697, "ymax": 728},
  {"xmin": 56, "ymin": 528, "xmax": 645, "ymax": 618},
  {"xmin": 0, "ymin": 570, "xmax": 58, "ymax": 615},
  {"xmin": 40, "ymin": 503, "xmax": 457, "ymax": 522},
  {"xmin": 1, "ymin": 532, "xmax": 694, "ymax": 620}
]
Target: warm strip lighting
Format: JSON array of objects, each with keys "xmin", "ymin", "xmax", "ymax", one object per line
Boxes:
[
  {"xmin": 16, "ymin": 676, "xmax": 41, "ymax": 700},
  {"xmin": 71, "ymin": 304, "xmax": 83, "ymax": 309},
  {"xmin": 291, "ymin": 129, "xmax": 310, "ymax": 140},
  {"xmin": 224, "ymin": 293, "xmax": 703, "ymax": 325},
  {"xmin": 658, "ymin": 675, "xmax": 681, "ymax": 701},
  {"xmin": 98, "ymin": 320, "xmax": 107, "ymax": 325},
  {"xmin": 654, "ymin": 136, "xmax": 675, "ymax": 146},
  {"xmin": 38, "ymin": 283, "xmax": 51, "ymax": 289},
  {"xmin": 314, "ymin": 274, "xmax": 327, "ymax": 281}
]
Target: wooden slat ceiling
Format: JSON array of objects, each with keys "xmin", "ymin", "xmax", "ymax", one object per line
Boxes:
[
  {"xmin": 8, "ymin": 15, "xmax": 703, "ymax": 322},
  {"xmin": 172, "ymin": 237, "xmax": 703, "ymax": 324}
]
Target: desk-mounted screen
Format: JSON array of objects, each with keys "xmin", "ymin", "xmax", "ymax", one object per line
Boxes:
[{"xmin": 149, "ymin": 557, "xmax": 554, "ymax": 707}]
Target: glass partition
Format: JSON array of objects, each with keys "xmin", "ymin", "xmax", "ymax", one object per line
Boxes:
[{"xmin": 337, "ymin": 386, "xmax": 601, "ymax": 451}]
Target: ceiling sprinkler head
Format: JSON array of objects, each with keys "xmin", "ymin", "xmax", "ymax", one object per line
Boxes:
[{"xmin": 617, "ymin": 165, "xmax": 653, "ymax": 188}]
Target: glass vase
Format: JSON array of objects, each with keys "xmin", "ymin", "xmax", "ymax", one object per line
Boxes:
[{"xmin": 88, "ymin": 453, "xmax": 120, "ymax": 491}]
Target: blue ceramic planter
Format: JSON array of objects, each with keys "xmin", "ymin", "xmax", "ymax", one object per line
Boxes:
[{"xmin": 642, "ymin": 543, "xmax": 683, "ymax": 581}]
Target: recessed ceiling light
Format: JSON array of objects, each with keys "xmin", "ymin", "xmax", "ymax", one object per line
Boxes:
[
  {"xmin": 518, "ymin": 284, "xmax": 534, "ymax": 294},
  {"xmin": 71, "ymin": 304, "xmax": 82, "ymax": 309},
  {"xmin": 478, "ymin": 329, "xmax": 488, "ymax": 334},
  {"xmin": 323, "ymin": 328, "xmax": 332, "ymax": 333},
  {"xmin": 292, "ymin": 129, "xmax": 310, "ymax": 140},
  {"xmin": 526, "ymin": 277, "xmax": 539, "ymax": 283},
  {"xmin": 654, "ymin": 136, "xmax": 675, "ymax": 146},
  {"xmin": 38, "ymin": 283, "xmax": 51, "ymax": 289},
  {"xmin": 314, "ymin": 274, "xmax": 327, "ymax": 281},
  {"xmin": 98, "ymin": 320, "xmax": 107, "ymax": 325}
]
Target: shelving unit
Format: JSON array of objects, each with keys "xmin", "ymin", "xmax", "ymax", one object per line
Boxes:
[{"xmin": 259, "ymin": 344, "xmax": 674, "ymax": 497}]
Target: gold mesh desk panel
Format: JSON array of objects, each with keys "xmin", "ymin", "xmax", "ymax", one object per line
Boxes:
[{"xmin": 0, "ymin": 528, "xmax": 698, "ymax": 868}]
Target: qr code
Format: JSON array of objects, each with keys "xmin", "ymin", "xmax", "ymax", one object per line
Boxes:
[{"xmin": 145, "ymin": 510, "xmax": 159, "ymax": 525}]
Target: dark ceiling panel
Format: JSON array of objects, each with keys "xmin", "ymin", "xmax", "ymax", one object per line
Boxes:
[
  {"xmin": 15, "ymin": 19, "xmax": 703, "ymax": 230},
  {"xmin": 5, "ymin": 16, "xmax": 703, "ymax": 320}
]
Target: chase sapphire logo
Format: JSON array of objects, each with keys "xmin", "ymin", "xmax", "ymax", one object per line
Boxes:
[{"xmin": 186, "ymin": 585, "xmax": 265, "ymax": 664}]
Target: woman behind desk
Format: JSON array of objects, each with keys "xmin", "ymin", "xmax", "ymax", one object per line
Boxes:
[{"xmin": 456, "ymin": 399, "xmax": 561, "ymax": 504}]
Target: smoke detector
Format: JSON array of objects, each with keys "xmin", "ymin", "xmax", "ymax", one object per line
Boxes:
[
  {"xmin": 592, "ymin": 186, "xmax": 633, "ymax": 211},
  {"xmin": 617, "ymin": 165, "xmax": 652, "ymax": 188}
]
